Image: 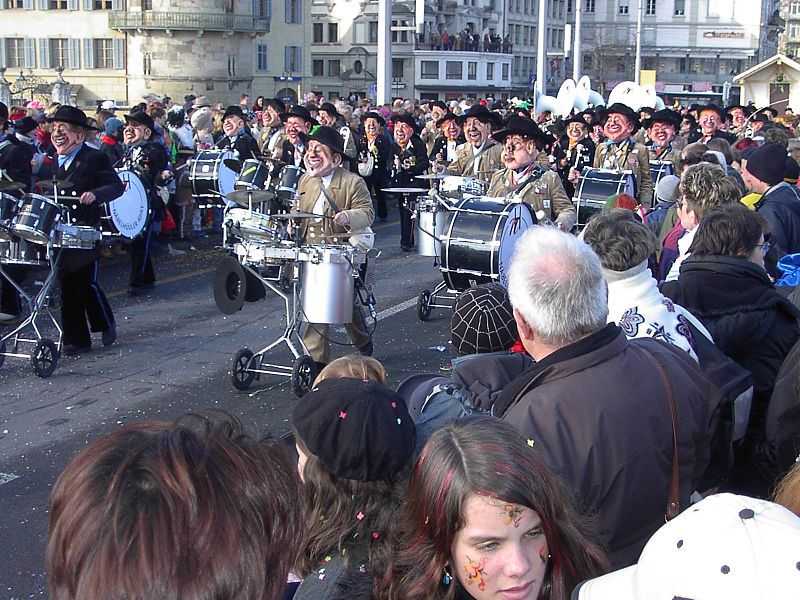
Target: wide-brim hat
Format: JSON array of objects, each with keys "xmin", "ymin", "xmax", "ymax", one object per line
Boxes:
[
  {"xmin": 264, "ymin": 97, "xmax": 286, "ymax": 113},
  {"xmin": 641, "ymin": 109, "xmax": 681, "ymax": 130},
  {"xmin": 698, "ymin": 104, "xmax": 727, "ymax": 121},
  {"xmin": 603, "ymin": 103, "xmax": 640, "ymax": 131},
  {"xmin": 390, "ymin": 112, "xmax": 418, "ymax": 131},
  {"xmin": 436, "ymin": 112, "xmax": 459, "ymax": 128},
  {"xmin": 124, "ymin": 111, "xmax": 155, "ymax": 133},
  {"xmin": 48, "ymin": 105, "xmax": 99, "ymax": 130},
  {"xmin": 192, "ymin": 96, "xmax": 211, "ymax": 108},
  {"xmin": 280, "ymin": 104, "xmax": 318, "ymax": 125},
  {"xmin": 13, "ymin": 116, "xmax": 39, "ymax": 135},
  {"xmin": 303, "ymin": 125, "xmax": 349, "ymax": 159},
  {"xmin": 493, "ymin": 115, "xmax": 554, "ymax": 145},
  {"xmin": 222, "ymin": 105, "xmax": 246, "ymax": 121},
  {"xmin": 564, "ymin": 114, "xmax": 590, "ymax": 128},
  {"xmin": 361, "ymin": 111, "xmax": 385, "ymax": 126},
  {"xmin": 428, "ymin": 99, "xmax": 448, "ymax": 112},
  {"xmin": 457, "ymin": 104, "xmax": 503, "ymax": 129},
  {"xmin": 318, "ymin": 102, "xmax": 340, "ymax": 118},
  {"xmin": 725, "ymin": 104, "xmax": 747, "ymax": 116}
]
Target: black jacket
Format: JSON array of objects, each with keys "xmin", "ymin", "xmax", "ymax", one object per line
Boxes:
[
  {"xmin": 355, "ymin": 131, "xmax": 393, "ymax": 187},
  {"xmin": 0, "ymin": 134, "xmax": 33, "ymax": 193},
  {"xmin": 55, "ymin": 144, "xmax": 125, "ymax": 228},
  {"xmin": 216, "ymin": 130, "xmax": 260, "ymax": 161},
  {"xmin": 388, "ymin": 134, "xmax": 430, "ymax": 189},
  {"xmin": 754, "ymin": 183, "xmax": 800, "ymax": 275},
  {"xmin": 121, "ymin": 141, "xmax": 169, "ymax": 220},
  {"xmin": 429, "ymin": 134, "xmax": 465, "ymax": 163}
]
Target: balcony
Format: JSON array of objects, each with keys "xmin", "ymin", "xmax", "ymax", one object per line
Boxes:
[{"xmin": 109, "ymin": 12, "xmax": 270, "ymax": 33}]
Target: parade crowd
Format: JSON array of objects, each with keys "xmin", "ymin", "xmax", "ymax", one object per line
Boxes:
[{"xmin": 2, "ymin": 88, "xmax": 800, "ymax": 599}]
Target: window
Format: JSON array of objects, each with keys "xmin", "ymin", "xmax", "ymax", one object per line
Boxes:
[
  {"xmin": 486, "ymin": 61, "xmax": 494, "ymax": 80},
  {"xmin": 285, "ymin": 45, "xmax": 302, "ymax": 72},
  {"xmin": 254, "ymin": 0, "xmax": 271, "ymax": 18},
  {"xmin": 328, "ymin": 22, "xmax": 338, "ymax": 43},
  {"xmin": 328, "ymin": 59, "xmax": 340, "ymax": 76},
  {"xmin": 674, "ymin": 0, "xmax": 684, "ymax": 16},
  {"xmin": 4, "ymin": 0, "xmax": 24, "ymax": 7},
  {"xmin": 792, "ymin": 2, "xmax": 800, "ymax": 16},
  {"xmin": 618, "ymin": 0, "xmax": 628, "ymax": 15},
  {"xmin": 646, "ymin": 0, "xmax": 655, "ymax": 15},
  {"xmin": 467, "ymin": 61, "xmax": 477, "ymax": 80},
  {"xmin": 584, "ymin": 0, "xmax": 594, "ymax": 12},
  {"xmin": 312, "ymin": 59, "xmax": 324, "ymax": 76},
  {"xmin": 368, "ymin": 21, "xmax": 378, "ymax": 43},
  {"xmin": 392, "ymin": 19, "xmax": 409, "ymax": 43},
  {"xmin": 256, "ymin": 42, "xmax": 268, "ymax": 72},
  {"xmin": 48, "ymin": 0, "xmax": 67, "ymax": 8},
  {"xmin": 354, "ymin": 21, "xmax": 365, "ymax": 43},
  {"xmin": 93, "ymin": 38, "xmax": 114, "ymax": 68},
  {"xmin": 142, "ymin": 0, "xmax": 152, "ymax": 9},
  {"xmin": 421, "ymin": 60, "xmax": 439, "ymax": 79},
  {"xmin": 501, "ymin": 62, "xmax": 509, "ymax": 81},
  {"xmin": 445, "ymin": 61, "xmax": 462, "ymax": 79},
  {"xmin": 392, "ymin": 57, "xmax": 404, "ymax": 79},
  {"xmin": 92, "ymin": 0, "xmax": 112, "ymax": 8},
  {"xmin": 49, "ymin": 38, "xmax": 69, "ymax": 67},
  {"xmin": 285, "ymin": 0, "xmax": 302, "ymax": 24},
  {"xmin": 513, "ymin": 57, "xmax": 519, "ymax": 77},
  {"xmin": 3, "ymin": 38, "xmax": 28, "ymax": 68},
  {"xmin": 313, "ymin": 23, "xmax": 323, "ymax": 43}
]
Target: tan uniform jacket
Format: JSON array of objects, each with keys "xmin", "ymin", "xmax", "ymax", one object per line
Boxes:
[
  {"xmin": 593, "ymin": 139, "xmax": 654, "ymax": 207},
  {"xmin": 447, "ymin": 140, "xmax": 503, "ymax": 184},
  {"xmin": 259, "ymin": 125, "xmax": 286, "ymax": 157},
  {"xmin": 295, "ymin": 167, "xmax": 374, "ymax": 245},
  {"xmin": 487, "ymin": 167, "xmax": 576, "ymax": 230}
]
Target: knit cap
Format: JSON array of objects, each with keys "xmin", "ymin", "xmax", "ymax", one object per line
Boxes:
[{"xmin": 450, "ymin": 284, "xmax": 518, "ymax": 355}]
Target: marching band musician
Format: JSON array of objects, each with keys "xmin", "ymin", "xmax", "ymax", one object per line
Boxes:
[
  {"xmin": 437, "ymin": 104, "xmax": 503, "ymax": 185},
  {"xmin": 0, "ymin": 102, "xmax": 33, "ymax": 324},
  {"xmin": 278, "ymin": 105, "xmax": 317, "ymax": 167},
  {"xmin": 388, "ymin": 113, "xmax": 430, "ymax": 252},
  {"xmin": 552, "ymin": 114, "xmax": 595, "ymax": 198},
  {"xmin": 121, "ymin": 112, "xmax": 169, "ymax": 296},
  {"xmin": 316, "ymin": 102, "xmax": 358, "ymax": 172},
  {"xmin": 643, "ymin": 109, "xmax": 684, "ymax": 164},
  {"xmin": 258, "ymin": 98, "xmax": 287, "ymax": 158},
  {"xmin": 421, "ymin": 99, "xmax": 448, "ymax": 154},
  {"xmin": 49, "ymin": 106, "xmax": 124, "ymax": 356},
  {"xmin": 487, "ymin": 116, "xmax": 576, "ymax": 231},
  {"xmin": 216, "ymin": 106, "xmax": 261, "ymax": 161},
  {"xmin": 687, "ymin": 104, "xmax": 737, "ymax": 145},
  {"xmin": 593, "ymin": 103, "xmax": 654, "ymax": 208},
  {"xmin": 356, "ymin": 111, "xmax": 392, "ymax": 222},
  {"xmin": 294, "ymin": 126, "xmax": 375, "ymax": 370},
  {"xmin": 428, "ymin": 112, "xmax": 465, "ymax": 166},
  {"xmin": 726, "ymin": 104, "xmax": 750, "ymax": 139}
]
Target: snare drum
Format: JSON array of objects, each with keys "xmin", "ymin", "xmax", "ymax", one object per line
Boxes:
[
  {"xmin": 415, "ymin": 195, "xmax": 449, "ymax": 257},
  {"xmin": 299, "ymin": 245, "xmax": 359, "ymax": 324},
  {"xmin": 0, "ymin": 238, "xmax": 48, "ymax": 266},
  {"xmin": 0, "ymin": 192, "xmax": 23, "ymax": 241},
  {"xmin": 104, "ymin": 170, "xmax": 150, "ymax": 239},
  {"xmin": 441, "ymin": 197, "xmax": 536, "ymax": 292},
  {"xmin": 226, "ymin": 207, "xmax": 281, "ymax": 242},
  {"xmin": 649, "ymin": 161, "xmax": 674, "ymax": 200},
  {"xmin": 440, "ymin": 176, "xmax": 487, "ymax": 199},
  {"xmin": 53, "ymin": 224, "xmax": 102, "ymax": 249},
  {"xmin": 235, "ymin": 159, "xmax": 271, "ymax": 191},
  {"xmin": 275, "ymin": 165, "xmax": 304, "ymax": 201},
  {"xmin": 190, "ymin": 150, "xmax": 237, "ymax": 204},
  {"xmin": 573, "ymin": 168, "xmax": 636, "ymax": 228},
  {"xmin": 11, "ymin": 194, "xmax": 62, "ymax": 245}
]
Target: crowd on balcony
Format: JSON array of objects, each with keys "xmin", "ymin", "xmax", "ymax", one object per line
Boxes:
[{"xmin": 421, "ymin": 29, "xmax": 512, "ymax": 53}]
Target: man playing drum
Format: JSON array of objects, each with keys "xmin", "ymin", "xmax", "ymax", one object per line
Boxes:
[
  {"xmin": 316, "ymin": 102, "xmax": 358, "ymax": 172},
  {"xmin": 294, "ymin": 126, "xmax": 375, "ymax": 370},
  {"xmin": 487, "ymin": 116, "xmax": 576, "ymax": 231},
  {"xmin": 50, "ymin": 106, "xmax": 124, "ymax": 355},
  {"xmin": 216, "ymin": 106, "xmax": 261, "ymax": 161},
  {"xmin": 258, "ymin": 98, "xmax": 287, "ymax": 158},
  {"xmin": 429, "ymin": 112, "xmax": 465, "ymax": 167},
  {"xmin": 593, "ymin": 103, "xmax": 654, "ymax": 208},
  {"xmin": 438, "ymin": 104, "xmax": 503, "ymax": 185},
  {"xmin": 279, "ymin": 105, "xmax": 317, "ymax": 167},
  {"xmin": 643, "ymin": 109, "xmax": 684, "ymax": 164}
]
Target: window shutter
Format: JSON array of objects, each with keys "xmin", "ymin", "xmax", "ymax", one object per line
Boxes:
[
  {"xmin": 67, "ymin": 0, "xmax": 77, "ymax": 9},
  {"xmin": 82, "ymin": 0, "xmax": 92, "ymax": 9},
  {"xmin": 284, "ymin": 0, "xmax": 289, "ymax": 23},
  {"xmin": 23, "ymin": 0, "xmax": 34, "ymax": 8},
  {"xmin": 79, "ymin": 38, "xmax": 91, "ymax": 69},
  {"xmin": 37, "ymin": 0, "xmax": 47, "ymax": 9},
  {"xmin": 266, "ymin": 0, "xmax": 270, "ymax": 18},
  {"xmin": 0, "ymin": 39, "xmax": 6, "ymax": 68},
  {"xmin": 24, "ymin": 38, "xmax": 35, "ymax": 67},
  {"xmin": 67, "ymin": 38, "xmax": 79, "ymax": 68},
  {"xmin": 111, "ymin": 0, "xmax": 122, "ymax": 8},
  {"xmin": 39, "ymin": 38, "xmax": 50, "ymax": 69},
  {"xmin": 296, "ymin": 0, "xmax": 301, "ymax": 23},
  {"xmin": 112, "ymin": 37, "xmax": 123, "ymax": 68},
  {"xmin": 296, "ymin": 46, "xmax": 302, "ymax": 72},
  {"xmin": 284, "ymin": 44, "xmax": 290, "ymax": 71}
]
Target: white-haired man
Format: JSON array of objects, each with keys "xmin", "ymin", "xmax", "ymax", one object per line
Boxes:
[{"xmin": 495, "ymin": 227, "xmax": 712, "ymax": 569}]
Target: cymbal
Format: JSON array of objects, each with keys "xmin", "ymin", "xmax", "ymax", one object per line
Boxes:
[
  {"xmin": 382, "ymin": 187, "xmax": 429, "ymax": 194},
  {"xmin": 415, "ymin": 173, "xmax": 449, "ymax": 180},
  {"xmin": 270, "ymin": 211, "xmax": 320, "ymax": 220},
  {"xmin": 227, "ymin": 189, "xmax": 275, "ymax": 206},
  {"xmin": 37, "ymin": 178, "xmax": 74, "ymax": 190},
  {"xmin": 0, "ymin": 180, "xmax": 25, "ymax": 191},
  {"xmin": 223, "ymin": 158, "xmax": 243, "ymax": 172},
  {"xmin": 261, "ymin": 156, "xmax": 288, "ymax": 167}
]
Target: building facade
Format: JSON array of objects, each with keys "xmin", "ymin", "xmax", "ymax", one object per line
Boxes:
[{"xmin": 781, "ymin": 0, "xmax": 800, "ymax": 59}]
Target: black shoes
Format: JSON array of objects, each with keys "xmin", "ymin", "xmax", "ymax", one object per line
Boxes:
[
  {"xmin": 63, "ymin": 343, "xmax": 92, "ymax": 356},
  {"xmin": 102, "ymin": 323, "xmax": 117, "ymax": 347},
  {"xmin": 401, "ymin": 244, "xmax": 414, "ymax": 252}
]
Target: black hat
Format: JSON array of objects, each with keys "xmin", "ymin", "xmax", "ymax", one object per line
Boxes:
[
  {"xmin": 451, "ymin": 284, "xmax": 518, "ymax": 355},
  {"xmin": 280, "ymin": 104, "xmax": 318, "ymax": 125},
  {"xmin": 725, "ymin": 104, "xmax": 747, "ymax": 115},
  {"xmin": 564, "ymin": 114, "xmax": 590, "ymax": 128},
  {"xmin": 428, "ymin": 100, "xmax": 448, "ymax": 112},
  {"xmin": 603, "ymin": 103, "xmax": 641, "ymax": 131},
  {"xmin": 304, "ymin": 125, "xmax": 349, "ymax": 158},
  {"xmin": 493, "ymin": 115, "xmax": 554, "ymax": 145},
  {"xmin": 361, "ymin": 111, "xmax": 385, "ymax": 126},
  {"xmin": 48, "ymin": 105, "xmax": 99, "ymax": 130},
  {"xmin": 222, "ymin": 105, "xmax": 246, "ymax": 121},
  {"xmin": 641, "ymin": 109, "xmax": 681, "ymax": 130},
  {"xmin": 318, "ymin": 102, "xmax": 340, "ymax": 118},
  {"xmin": 785, "ymin": 156, "xmax": 799, "ymax": 184},
  {"xmin": 264, "ymin": 97, "xmax": 286, "ymax": 113},
  {"xmin": 435, "ymin": 112, "xmax": 459, "ymax": 128},
  {"xmin": 458, "ymin": 104, "xmax": 503, "ymax": 129},
  {"xmin": 745, "ymin": 142, "xmax": 787, "ymax": 185},
  {"xmin": 752, "ymin": 112, "xmax": 771, "ymax": 123},
  {"xmin": 292, "ymin": 377, "xmax": 416, "ymax": 481},
  {"xmin": 390, "ymin": 112, "xmax": 418, "ymax": 131},
  {"xmin": 13, "ymin": 116, "xmax": 38, "ymax": 135},
  {"xmin": 0, "ymin": 102, "xmax": 8, "ymax": 123},
  {"xmin": 698, "ymin": 104, "xmax": 727, "ymax": 121},
  {"xmin": 124, "ymin": 111, "xmax": 155, "ymax": 133}
]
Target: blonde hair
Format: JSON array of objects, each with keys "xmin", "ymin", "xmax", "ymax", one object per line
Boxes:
[
  {"xmin": 774, "ymin": 462, "xmax": 800, "ymax": 517},
  {"xmin": 316, "ymin": 355, "xmax": 386, "ymax": 385}
]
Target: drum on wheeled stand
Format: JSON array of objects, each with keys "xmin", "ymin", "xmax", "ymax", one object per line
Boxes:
[
  {"xmin": 649, "ymin": 161, "xmax": 674, "ymax": 203},
  {"xmin": 572, "ymin": 167, "xmax": 636, "ymax": 228}
]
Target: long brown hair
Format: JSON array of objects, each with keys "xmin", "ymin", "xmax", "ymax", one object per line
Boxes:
[{"xmin": 378, "ymin": 417, "xmax": 609, "ymax": 600}]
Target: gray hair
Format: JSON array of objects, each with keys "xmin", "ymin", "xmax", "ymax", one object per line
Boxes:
[{"xmin": 507, "ymin": 227, "xmax": 608, "ymax": 347}]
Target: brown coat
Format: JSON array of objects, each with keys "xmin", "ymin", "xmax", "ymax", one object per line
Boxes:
[
  {"xmin": 487, "ymin": 167, "xmax": 576, "ymax": 230},
  {"xmin": 593, "ymin": 139, "xmax": 654, "ymax": 207},
  {"xmin": 447, "ymin": 140, "xmax": 503, "ymax": 184}
]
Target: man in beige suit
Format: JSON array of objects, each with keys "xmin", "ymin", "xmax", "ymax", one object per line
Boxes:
[
  {"xmin": 487, "ymin": 116, "xmax": 576, "ymax": 231},
  {"xmin": 440, "ymin": 104, "xmax": 504, "ymax": 185},
  {"xmin": 294, "ymin": 126, "xmax": 375, "ymax": 367},
  {"xmin": 592, "ymin": 103, "xmax": 654, "ymax": 207}
]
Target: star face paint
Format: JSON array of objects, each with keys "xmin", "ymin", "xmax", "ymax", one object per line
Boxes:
[{"xmin": 503, "ymin": 504, "xmax": 524, "ymax": 528}]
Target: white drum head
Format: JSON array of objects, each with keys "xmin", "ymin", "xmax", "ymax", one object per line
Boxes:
[
  {"xmin": 111, "ymin": 170, "xmax": 149, "ymax": 238},
  {"xmin": 216, "ymin": 152, "xmax": 237, "ymax": 196},
  {"xmin": 497, "ymin": 203, "xmax": 536, "ymax": 288}
]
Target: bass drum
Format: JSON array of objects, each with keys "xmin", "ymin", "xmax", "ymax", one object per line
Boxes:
[
  {"xmin": 573, "ymin": 168, "xmax": 635, "ymax": 228},
  {"xmin": 104, "ymin": 170, "xmax": 151, "ymax": 239},
  {"xmin": 649, "ymin": 160, "xmax": 674, "ymax": 201},
  {"xmin": 190, "ymin": 150, "xmax": 237, "ymax": 205},
  {"xmin": 441, "ymin": 197, "xmax": 536, "ymax": 292}
]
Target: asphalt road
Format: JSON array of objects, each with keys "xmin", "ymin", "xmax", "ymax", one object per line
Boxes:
[{"xmin": 0, "ymin": 214, "xmax": 457, "ymax": 599}]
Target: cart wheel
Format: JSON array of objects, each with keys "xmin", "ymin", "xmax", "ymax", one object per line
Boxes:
[
  {"xmin": 31, "ymin": 339, "xmax": 59, "ymax": 378},
  {"xmin": 0, "ymin": 340, "xmax": 6, "ymax": 369},
  {"xmin": 231, "ymin": 347, "xmax": 256, "ymax": 390},
  {"xmin": 417, "ymin": 289, "xmax": 433, "ymax": 321},
  {"xmin": 291, "ymin": 355, "xmax": 318, "ymax": 398}
]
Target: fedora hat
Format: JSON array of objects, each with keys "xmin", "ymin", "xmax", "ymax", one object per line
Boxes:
[
  {"xmin": 304, "ymin": 125, "xmax": 349, "ymax": 158},
  {"xmin": 493, "ymin": 115, "xmax": 554, "ymax": 145},
  {"xmin": 318, "ymin": 102, "xmax": 340, "ymax": 118},
  {"xmin": 264, "ymin": 97, "xmax": 286, "ymax": 113},
  {"xmin": 435, "ymin": 112, "xmax": 459, "ymax": 128},
  {"xmin": 361, "ymin": 111, "xmax": 386, "ymax": 126},
  {"xmin": 222, "ymin": 105, "xmax": 246, "ymax": 121},
  {"xmin": 124, "ymin": 111, "xmax": 155, "ymax": 133},
  {"xmin": 192, "ymin": 95, "xmax": 211, "ymax": 108},
  {"xmin": 48, "ymin": 105, "xmax": 99, "ymax": 130},
  {"xmin": 603, "ymin": 103, "xmax": 641, "ymax": 131},
  {"xmin": 280, "ymin": 104, "xmax": 318, "ymax": 125},
  {"xmin": 457, "ymin": 104, "xmax": 503, "ymax": 129},
  {"xmin": 390, "ymin": 112, "xmax": 418, "ymax": 131},
  {"xmin": 641, "ymin": 108, "xmax": 681, "ymax": 130}
]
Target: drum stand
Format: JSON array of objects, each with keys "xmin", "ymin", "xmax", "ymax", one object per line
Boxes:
[
  {"xmin": 0, "ymin": 247, "xmax": 62, "ymax": 378},
  {"xmin": 414, "ymin": 194, "xmax": 458, "ymax": 321}
]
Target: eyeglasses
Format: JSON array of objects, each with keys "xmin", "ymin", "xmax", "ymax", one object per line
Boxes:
[{"xmin": 756, "ymin": 241, "xmax": 772, "ymax": 255}]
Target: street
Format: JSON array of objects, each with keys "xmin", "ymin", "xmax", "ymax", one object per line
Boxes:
[{"xmin": 0, "ymin": 215, "xmax": 455, "ymax": 598}]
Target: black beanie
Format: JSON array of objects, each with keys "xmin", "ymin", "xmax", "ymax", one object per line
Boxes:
[
  {"xmin": 450, "ymin": 284, "xmax": 518, "ymax": 355},
  {"xmin": 746, "ymin": 142, "xmax": 787, "ymax": 186}
]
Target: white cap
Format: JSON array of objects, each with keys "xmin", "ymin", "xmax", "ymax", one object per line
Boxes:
[
  {"xmin": 100, "ymin": 100, "xmax": 117, "ymax": 110},
  {"xmin": 573, "ymin": 494, "xmax": 800, "ymax": 600}
]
